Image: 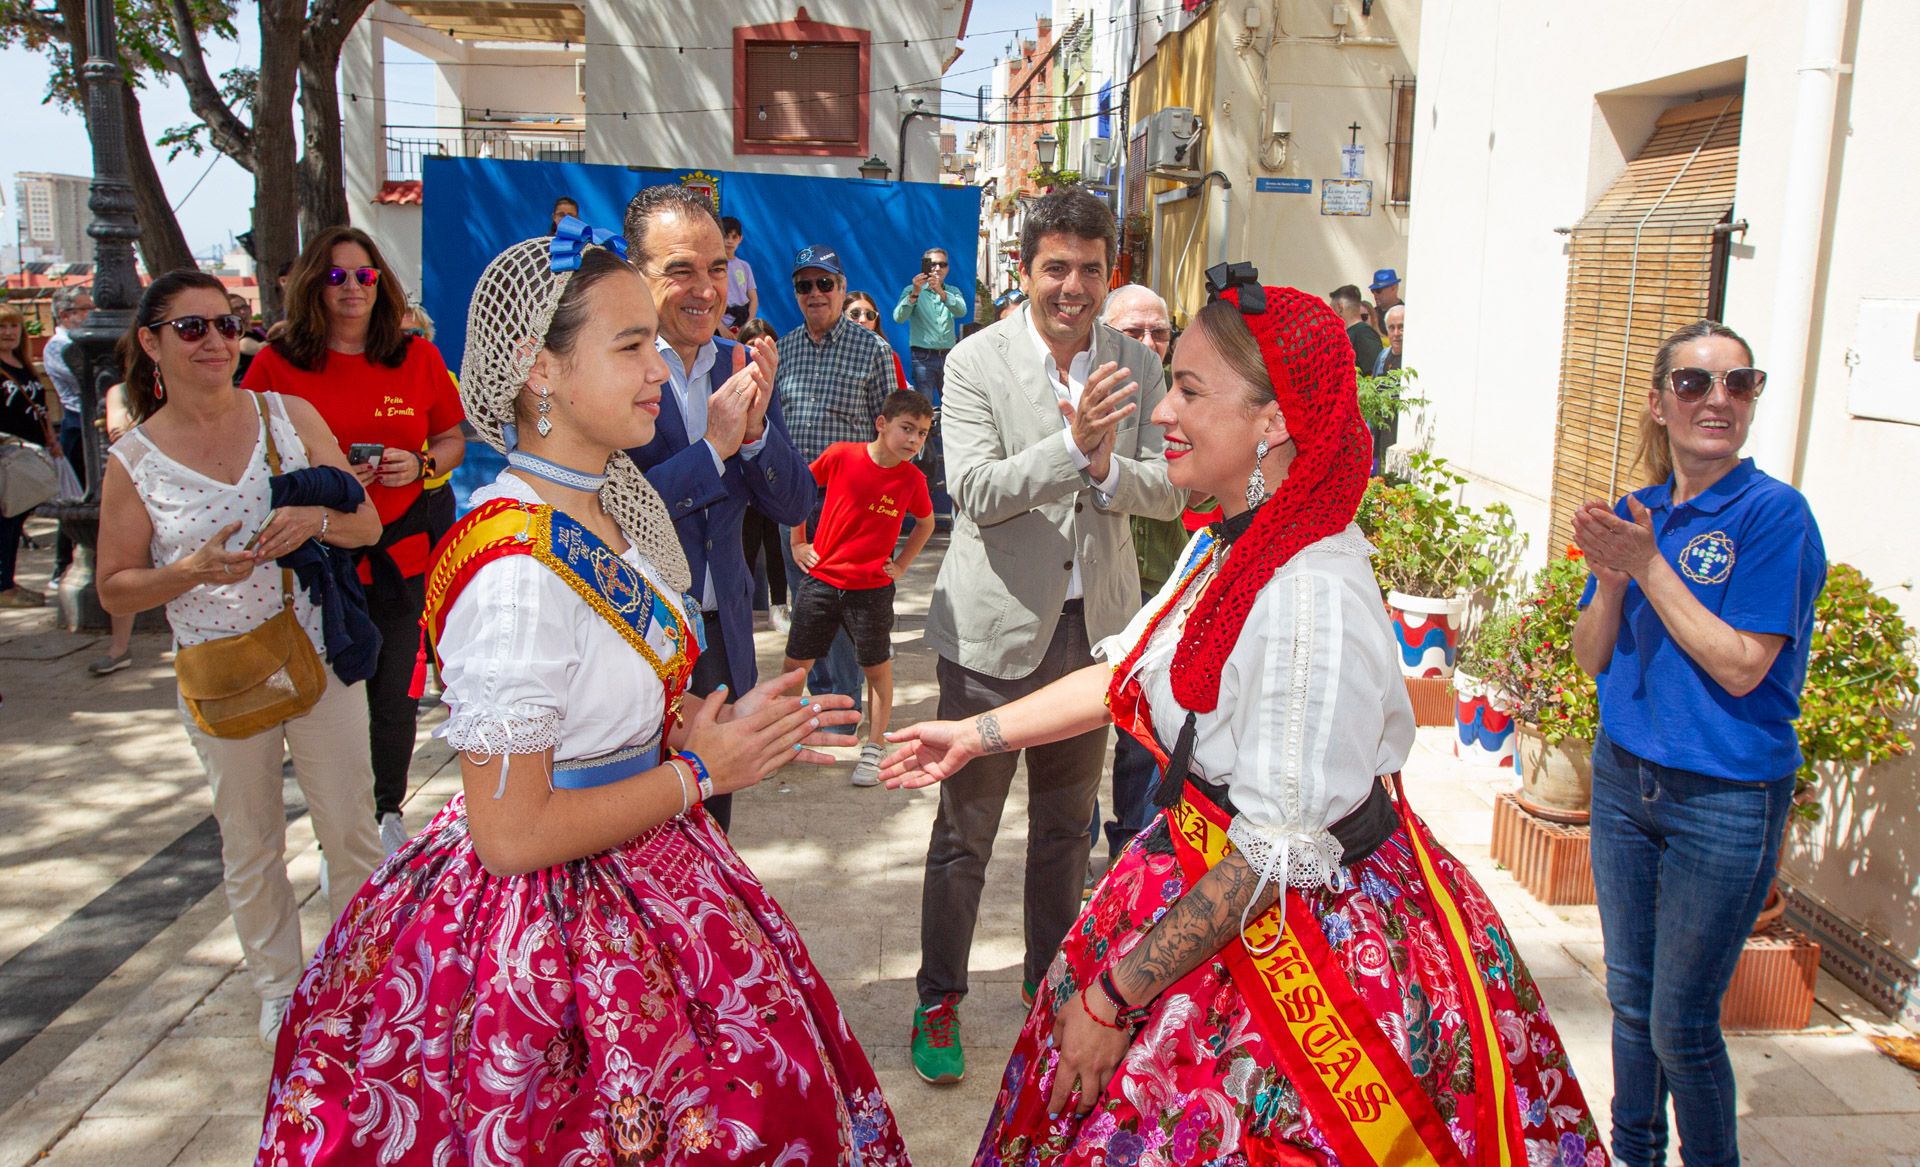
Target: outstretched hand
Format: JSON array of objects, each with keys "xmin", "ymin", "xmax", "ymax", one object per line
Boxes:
[{"xmin": 878, "ymin": 719, "xmax": 981, "ymax": 789}]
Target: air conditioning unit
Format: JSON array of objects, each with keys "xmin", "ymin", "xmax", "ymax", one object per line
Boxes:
[
  {"xmin": 1082, "ymin": 135, "xmax": 1119, "ymax": 174},
  {"xmin": 574, "ymin": 59, "xmax": 586, "ymax": 99},
  {"xmin": 1145, "ymin": 107, "xmax": 1201, "ymax": 171}
]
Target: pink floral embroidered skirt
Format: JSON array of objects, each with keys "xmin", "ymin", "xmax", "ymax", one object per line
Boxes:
[
  {"xmin": 256, "ymin": 796, "xmax": 908, "ymax": 1166},
  {"xmin": 975, "ymin": 811, "xmax": 1604, "ymax": 1166}
]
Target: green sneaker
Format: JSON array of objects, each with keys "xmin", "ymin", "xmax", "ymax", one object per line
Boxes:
[
  {"xmin": 910, "ymin": 994, "xmax": 965, "ymax": 1084},
  {"xmin": 1021, "ymin": 978, "xmax": 1037, "ymax": 1007}
]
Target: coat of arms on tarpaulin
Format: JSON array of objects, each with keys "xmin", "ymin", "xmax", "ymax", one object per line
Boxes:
[{"xmin": 679, "ymin": 171, "xmax": 722, "ymax": 213}]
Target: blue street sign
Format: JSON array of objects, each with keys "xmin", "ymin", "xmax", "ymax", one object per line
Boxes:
[{"xmin": 1255, "ymin": 177, "xmax": 1313, "ymax": 194}]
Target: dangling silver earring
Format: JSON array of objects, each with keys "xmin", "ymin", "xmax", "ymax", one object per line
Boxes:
[
  {"xmin": 534, "ymin": 382, "xmax": 553, "ymax": 438},
  {"xmin": 1245, "ymin": 439, "xmax": 1270, "ymax": 509}
]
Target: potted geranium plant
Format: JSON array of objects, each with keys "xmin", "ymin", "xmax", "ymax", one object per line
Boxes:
[
  {"xmin": 1480, "ymin": 549, "xmax": 1599, "ymax": 823},
  {"xmin": 1357, "ymin": 450, "xmax": 1521, "ymax": 680},
  {"xmin": 1452, "ymin": 604, "xmax": 1519, "ymax": 768}
]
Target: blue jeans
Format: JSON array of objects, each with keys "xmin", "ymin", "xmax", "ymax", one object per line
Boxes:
[
  {"xmin": 1589, "ymin": 729, "xmax": 1793, "ymax": 1167},
  {"xmin": 778, "ymin": 524, "xmax": 863, "ymax": 732},
  {"xmin": 909, "ymin": 347, "xmax": 949, "ymax": 404}
]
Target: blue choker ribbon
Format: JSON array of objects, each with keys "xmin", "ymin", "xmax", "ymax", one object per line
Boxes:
[
  {"xmin": 507, "ymin": 449, "xmax": 608, "ymax": 491},
  {"xmin": 551, "ymin": 215, "xmax": 629, "ymax": 272}
]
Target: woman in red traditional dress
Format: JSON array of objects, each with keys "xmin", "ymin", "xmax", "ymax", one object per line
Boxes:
[
  {"xmin": 883, "ymin": 268, "xmax": 1604, "ymax": 1167},
  {"xmin": 255, "ymin": 229, "xmax": 910, "ymax": 1165}
]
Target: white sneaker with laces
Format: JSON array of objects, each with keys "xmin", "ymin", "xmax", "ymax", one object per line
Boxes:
[
  {"xmin": 379, "ymin": 812, "xmax": 408, "ymax": 855},
  {"xmin": 770, "ymin": 603, "xmax": 791, "ymax": 633},
  {"xmin": 851, "ymin": 742, "xmax": 884, "ymax": 787},
  {"xmin": 259, "ymin": 995, "xmax": 292, "ymax": 1050}
]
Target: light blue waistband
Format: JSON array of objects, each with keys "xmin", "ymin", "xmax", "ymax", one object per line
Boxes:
[{"xmin": 552, "ymin": 740, "xmax": 663, "ymax": 790}]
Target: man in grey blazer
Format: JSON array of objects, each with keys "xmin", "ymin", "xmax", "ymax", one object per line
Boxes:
[{"xmin": 910, "ymin": 188, "xmax": 1184, "ymax": 1084}]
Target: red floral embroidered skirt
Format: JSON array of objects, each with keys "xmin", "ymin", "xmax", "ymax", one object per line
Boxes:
[{"xmin": 256, "ymin": 796, "xmax": 908, "ymax": 1166}]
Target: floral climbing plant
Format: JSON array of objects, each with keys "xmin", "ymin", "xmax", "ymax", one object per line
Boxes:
[
  {"xmin": 1792, "ymin": 563, "xmax": 1919, "ymax": 823},
  {"xmin": 1478, "ymin": 550, "xmax": 1599, "ymax": 747}
]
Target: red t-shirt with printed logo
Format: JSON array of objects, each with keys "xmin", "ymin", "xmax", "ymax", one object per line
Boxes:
[
  {"xmin": 243, "ymin": 338, "xmax": 463, "ymax": 577},
  {"xmin": 806, "ymin": 441, "xmax": 932, "ymax": 590}
]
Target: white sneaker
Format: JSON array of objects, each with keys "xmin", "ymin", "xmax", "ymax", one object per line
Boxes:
[
  {"xmin": 379, "ymin": 812, "xmax": 408, "ymax": 855},
  {"xmin": 259, "ymin": 995, "xmax": 292, "ymax": 1050},
  {"xmin": 769, "ymin": 603, "xmax": 791, "ymax": 633},
  {"xmin": 851, "ymin": 742, "xmax": 884, "ymax": 787}
]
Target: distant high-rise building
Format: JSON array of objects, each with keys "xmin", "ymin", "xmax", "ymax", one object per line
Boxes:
[{"xmin": 14, "ymin": 172, "xmax": 94, "ymax": 264}]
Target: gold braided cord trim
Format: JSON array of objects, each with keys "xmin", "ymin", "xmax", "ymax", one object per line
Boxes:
[{"xmin": 523, "ymin": 507, "xmax": 689, "ymax": 685}]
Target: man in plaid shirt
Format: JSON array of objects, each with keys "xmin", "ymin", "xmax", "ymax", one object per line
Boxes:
[{"xmin": 774, "ymin": 243, "xmax": 901, "ymax": 726}]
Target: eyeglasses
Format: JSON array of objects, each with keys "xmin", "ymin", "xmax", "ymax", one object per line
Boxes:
[
  {"xmin": 323, "ymin": 266, "xmax": 381, "ymax": 288},
  {"xmin": 926, "ymin": 261, "xmax": 950, "ymax": 269},
  {"xmin": 846, "ymin": 308, "xmax": 878, "ymax": 322},
  {"xmin": 1666, "ymin": 366, "xmax": 1767, "ymax": 403},
  {"xmin": 793, "ymin": 277, "xmax": 838, "ymax": 295},
  {"xmin": 147, "ymin": 314, "xmax": 245, "ymax": 342},
  {"xmin": 1118, "ymin": 325, "xmax": 1172, "ymax": 343}
]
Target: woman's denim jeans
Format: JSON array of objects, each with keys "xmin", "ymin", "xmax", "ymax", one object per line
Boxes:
[{"xmin": 1589, "ymin": 729, "xmax": 1793, "ymax": 1167}]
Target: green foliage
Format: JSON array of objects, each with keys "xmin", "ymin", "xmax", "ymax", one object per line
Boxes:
[
  {"xmin": 1026, "ymin": 165, "xmax": 1082, "ymax": 188},
  {"xmin": 1793, "ymin": 563, "xmax": 1919, "ymax": 822},
  {"xmin": 1478, "ymin": 551, "xmax": 1599, "ymax": 747},
  {"xmin": 0, "ymin": 0, "xmax": 240, "ymax": 109},
  {"xmin": 1357, "ymin": 450, "xmax": 1521, "ymax": 597},
  {"xmin": 1455, "ymin": 604, "xmax": 1518, "ymax": 679},
  {"xmin": 1356, "ymin": 365, "xmax": 1424, "ymax": 434}
]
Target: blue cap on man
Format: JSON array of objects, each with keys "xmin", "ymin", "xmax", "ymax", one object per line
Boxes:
[
  {"xmin": 792, "ymin": 244, "xmax": 844, "ymax": 276},
  {"xmin": 1370, "ymin": 268, "xmax": 1400, "ymax": 292}
]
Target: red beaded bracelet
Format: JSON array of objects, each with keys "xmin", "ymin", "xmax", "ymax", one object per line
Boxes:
[{"xmin": 1078, "ymin": 986, "xmax": 1129, "ymax": 1031}]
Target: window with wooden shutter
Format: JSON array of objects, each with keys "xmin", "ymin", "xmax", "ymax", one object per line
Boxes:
[
  {"xmin": 1388, "ymin": 78, "xmax": 1416, "ymax": 206},
  {"xmin": 1548, "ymin": 96, "xmax": 1741, "ymax": 550},
  {"xmin": 732, "ymin": 21, "xmax": 870, "ymax": 157}
]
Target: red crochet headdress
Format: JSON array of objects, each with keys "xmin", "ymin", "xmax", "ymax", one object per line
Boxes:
[{"xmin": 1169, "ymin": 264, "xmax": 1373, "ymax": 715}]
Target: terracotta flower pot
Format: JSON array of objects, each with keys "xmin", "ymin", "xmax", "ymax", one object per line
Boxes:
[
  {"xmin": 1514, "ymin": 721, "xmax": 1593, "ymax": 825},
  {"xmin": 1385, "ymin": 590, "xmax": 1468, "ymax": 679},
  {"xmin": 1452, "ymin": 669, "xmax": 1516, "ymax": 768}
]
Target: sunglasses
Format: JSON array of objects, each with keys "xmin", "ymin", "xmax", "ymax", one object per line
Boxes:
[
  {"xmin": 1118, "ymin": 325, "xmax": 1172, "ymax": 343},
  {"xmin": 793, "ymin": 277, "xmax": 838, "ymax": 295},
  {"xmin": 926, "ymin": 261, "xmax": 950, "ymax": 269},
  {"xmin": 323, "ymin": 266, "xmax": 381, "ymax": 288},
  {"xmin": 1666, "ymin": 366, "xmax": 1767, "ymax": 402},
  {"xmin": 846, "ymin": 308, "xmax": 878, "ymax": 322},
  {"xmin": 147, "ymin": 314, "xmax": 245, "ymax": 342}
]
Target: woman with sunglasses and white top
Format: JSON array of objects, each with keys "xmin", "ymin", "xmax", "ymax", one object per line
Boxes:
[
  {"xmin": 97, "ymin": 270, "xmax": 386, "ymax": 1048},
  {"xmin": 1571, "ymin": 320, "xmax": 1826, "ymax": 1167},
  {"xmin": 244, "ymin": 228, "xmax": 466, "ymax": 855},
  {"xmin": 843, "ymin": 289, "xmax": 910, "ymax": 392}
]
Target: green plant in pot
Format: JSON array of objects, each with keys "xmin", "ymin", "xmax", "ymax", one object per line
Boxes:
[
  {"xmin": 1452, "ymin": 602, "xmax": 1522, "ymax": 767},
  {"xmin": 1357, "ymin": 450, "xmax": 1521, "ymax": 680},
  {"xmin": 1479, "ymin": 550, "xmax": 1599, "ymax": 823}
]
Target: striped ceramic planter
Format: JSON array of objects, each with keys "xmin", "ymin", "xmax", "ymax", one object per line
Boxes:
[
  {"xmin": 1452, "ymin": 669, "xmax": 1516, "ymax": 768},
  {"xmin": 1385, "ymin": 591, "xmax": 1468, "ymax": 679}
]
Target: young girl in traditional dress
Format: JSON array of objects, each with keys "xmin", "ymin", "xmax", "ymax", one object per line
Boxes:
[
  {"xmin": 883, "ymin": 271, "xmax": 1604, "ymax": 1166},
  {"xmin": 256, "ymin": 232, "xmax": 910, "ymax": 1165}
]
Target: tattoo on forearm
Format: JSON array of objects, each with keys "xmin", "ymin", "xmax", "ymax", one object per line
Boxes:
[
  {"xmin": 976, "ymin": 713, "xmax": 1009, "ymax": 754},
  {"xmin": 1113, "ymin": 852, "xmax": 1280, "ymax": 1004}
]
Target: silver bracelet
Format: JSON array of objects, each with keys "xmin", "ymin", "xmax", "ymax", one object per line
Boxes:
[
  {"xmin": 318, "ymin": 512, "xmax": 330, "ymax": 542},
  {"xmin": 666, "ymin": 758, "xmax": 693, "ymax": 816}
]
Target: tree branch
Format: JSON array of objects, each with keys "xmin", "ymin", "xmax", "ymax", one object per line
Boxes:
[{"xmin": 162, "ymin": 0, "xmax": 254, "ymax": 168}]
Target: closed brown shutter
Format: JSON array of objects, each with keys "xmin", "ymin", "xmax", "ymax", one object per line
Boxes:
[
  {"xmin": 743, "ymin": 42, "xmax": 861, "ymax": 146},
  {"xmin": 1549, "ymin": 96, "xmax": 1741, "ymax": 551}
]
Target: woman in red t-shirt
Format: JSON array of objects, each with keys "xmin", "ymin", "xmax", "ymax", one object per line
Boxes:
[{"xmin": 244, "ymin": 226, "xmax": 465, "ymax": 854}]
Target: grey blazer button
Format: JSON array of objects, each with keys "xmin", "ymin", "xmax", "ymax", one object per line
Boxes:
[
  {"xmin": 1075, "ymin": 503, "xmax": 1084, "ymax": 513},
  {"xmin": 1063, "ymin": 561, "xmax": 1073, "ymax": 571}
]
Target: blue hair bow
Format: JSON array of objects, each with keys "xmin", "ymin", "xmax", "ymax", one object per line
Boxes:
[
  {"xmin": 1205, "ymin": 261, "xmax": 1266, "ymax": 314},
  {"xmin": 551, "ymin": 214, "xmax": 629, "ymax": 272}
]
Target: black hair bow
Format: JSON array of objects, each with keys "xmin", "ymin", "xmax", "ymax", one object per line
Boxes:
[{"xmin": 1204, "ymin": 261, "xmax": 1266, "ymax": 314}]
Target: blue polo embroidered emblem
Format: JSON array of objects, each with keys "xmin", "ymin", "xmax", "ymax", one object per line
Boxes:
[{"xmin": 1679, "ymin": 531, "xmax": 1736, "ymax": 584}]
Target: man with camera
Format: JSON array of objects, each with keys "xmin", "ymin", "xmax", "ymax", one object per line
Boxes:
[{"xmin": 892, "ymin": 248, "xmax": 968, "ymax": 404}]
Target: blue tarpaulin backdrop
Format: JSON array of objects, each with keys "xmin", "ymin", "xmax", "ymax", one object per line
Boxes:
[{"xmin": 420, "ymin": 156, "xmax": 980, "ymax": 379}]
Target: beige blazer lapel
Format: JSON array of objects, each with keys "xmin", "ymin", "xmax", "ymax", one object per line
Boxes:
[{"xmin": 1002, "ymin": 311, "xmax": 1069, "ymax": 438}]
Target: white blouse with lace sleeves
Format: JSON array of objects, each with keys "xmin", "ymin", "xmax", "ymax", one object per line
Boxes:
[{"xmin": 1094, "ymin": 526, "xmax": 1415, "ymax": 893}]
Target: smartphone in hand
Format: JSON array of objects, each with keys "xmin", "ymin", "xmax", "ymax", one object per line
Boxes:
[{"xmin": 348, "ymin": 443, "xmax": 384, "ymax": 466}]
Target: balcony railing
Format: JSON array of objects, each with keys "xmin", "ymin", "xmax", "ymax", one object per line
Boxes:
[{"xmin": 384, "ymin": 124, "xmax": 586, "ymax": 182}]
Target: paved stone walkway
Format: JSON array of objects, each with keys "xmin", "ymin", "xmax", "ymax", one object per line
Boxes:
[{"xmin": 2, "ymin": 522, "xmax": 1915, "ymax": 1165}]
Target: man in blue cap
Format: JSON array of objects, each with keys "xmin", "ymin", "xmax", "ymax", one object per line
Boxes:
[
  {"xmin": 1370, "ymin": 267, "xmax": 1402, "ymax": 335},
  {"xmin": 775, "ymin": 242, "xmax": 901, "ymax": 736}
]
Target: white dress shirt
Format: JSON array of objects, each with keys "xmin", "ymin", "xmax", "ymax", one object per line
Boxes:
[
  {"xmin": 1023, "ymin": 307, "xmax": 1122, "ymax": 601},
  {"xmin": 656, "ymin": 336, "xmax": 766, "ymax": 609}
]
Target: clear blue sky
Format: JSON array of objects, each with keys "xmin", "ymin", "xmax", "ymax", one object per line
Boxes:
[{"xmin": 0, "ymin": 0, "xmax": 1054, "ymax": 260}]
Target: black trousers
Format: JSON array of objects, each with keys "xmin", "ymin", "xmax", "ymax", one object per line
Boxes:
[
  {"xmin": 687, "ymin": 610, "xmax": 736, "ymax": 833},
  {"xmin": 740, "ymin": 507, "xmax": 787, "ymax": 607},
  {"xmin": 366, "ymin": 572, "xmax": 426, "ymax": 820}
]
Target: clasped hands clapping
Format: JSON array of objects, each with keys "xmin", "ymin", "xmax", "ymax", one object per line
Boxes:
[
  {"xmin": 1572, "ymin": 495, "xmax": 1660, "ymax": 590},
  {"xmin": 1062, "ymin": 361, "xmax": 1139, "ymax": 481},
  {"xmin": 703, "ymin": 336, "xmax": 779, "ymax": 460}
]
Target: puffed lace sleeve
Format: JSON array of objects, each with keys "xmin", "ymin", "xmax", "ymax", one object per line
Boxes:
[
  {"xmin": 1221, "ymin": 569, "xmax": 1400, "ymax": 913},
  {"xmin": 437, "ymin": 554, "xmax": 576, "ymax": 795}
]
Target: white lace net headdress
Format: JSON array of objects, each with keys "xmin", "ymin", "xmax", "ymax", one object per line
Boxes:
[{"xmin": 460, "ymin": 235, "xmax": 690, "ymax": 593}]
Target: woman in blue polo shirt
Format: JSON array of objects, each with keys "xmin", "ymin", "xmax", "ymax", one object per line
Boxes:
[{"xmin": 1572, "ymin": 320, "xmax": 1826, "ymax": 1167}]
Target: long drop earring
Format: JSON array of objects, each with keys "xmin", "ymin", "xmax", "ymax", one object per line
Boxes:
[
  {"xmin": 153, "ymin": 371, "xmax": 166, "ymax": 401},
  {"xmin": 1245, "ymin": 438, "xmax": 1270, "ymax": 509},
  {"xmin": 534, "ymin": 382, "xmax": 553, "ymax": 438}
]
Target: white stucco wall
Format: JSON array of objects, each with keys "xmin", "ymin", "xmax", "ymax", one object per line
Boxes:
[
  {"xmin": 583, "ymin": 0, "xmax": 968, "ymax": 179},
  {"xmin": 1406, "ymin": 0, "xmax": 1920, "ymax": 1007}
]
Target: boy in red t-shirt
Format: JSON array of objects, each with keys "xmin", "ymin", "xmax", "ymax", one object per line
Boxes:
[{"xmin": 786, "ymin": 391, "xmax": 936, "ymax": 786}]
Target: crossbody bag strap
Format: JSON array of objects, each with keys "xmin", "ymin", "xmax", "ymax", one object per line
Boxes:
[{"xmin": 251, "ymin": 393, "xmax": 297, "ymax": 610}]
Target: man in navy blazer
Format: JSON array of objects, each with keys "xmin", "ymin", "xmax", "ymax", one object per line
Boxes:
[{"xmin": 623, "ymin": 185, "xmax": 815, "ymax": 831}]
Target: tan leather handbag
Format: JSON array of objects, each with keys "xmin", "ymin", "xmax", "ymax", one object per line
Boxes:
[{"xmin": 173, "ymin": 396, "xmax": 326, "ymax": 738}]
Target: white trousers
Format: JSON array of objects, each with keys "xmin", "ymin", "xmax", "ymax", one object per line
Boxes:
[{"xmin": 180, "ymin": 674, "xmax": 384, "ymax": 1000}]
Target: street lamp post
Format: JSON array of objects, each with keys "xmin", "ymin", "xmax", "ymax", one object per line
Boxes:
[{"xmin": 51, "ymin": 0, "xmax": 144, "ymax": 631}]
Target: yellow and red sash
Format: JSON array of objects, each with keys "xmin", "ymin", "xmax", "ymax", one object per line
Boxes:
[
  {"xmin": 422, "ymin": 498, "xmax": 696, "ymax": 725},
  {"xmin": 1166, "ymin": 785, "xmax": 1523, "ymax": 1167}
]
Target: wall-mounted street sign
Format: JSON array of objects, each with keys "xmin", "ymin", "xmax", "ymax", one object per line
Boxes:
[
  {"xmin": 1320, "ymin": 179, "xmax": 1373, "ymax": 216},
  {"xmin": 1255, "ymin": 177, "xmax": 1313, "ymax": 193}
]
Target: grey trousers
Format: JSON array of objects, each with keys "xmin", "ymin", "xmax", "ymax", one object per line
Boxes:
[{"xmin": 917, "ymin": 606, "xmax": 1109, "ymax": 1005}]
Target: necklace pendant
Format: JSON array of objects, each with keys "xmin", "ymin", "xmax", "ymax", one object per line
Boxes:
[{"xmin": 535, "ymin": 416, "xmax": 553, "ymax": 438}]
